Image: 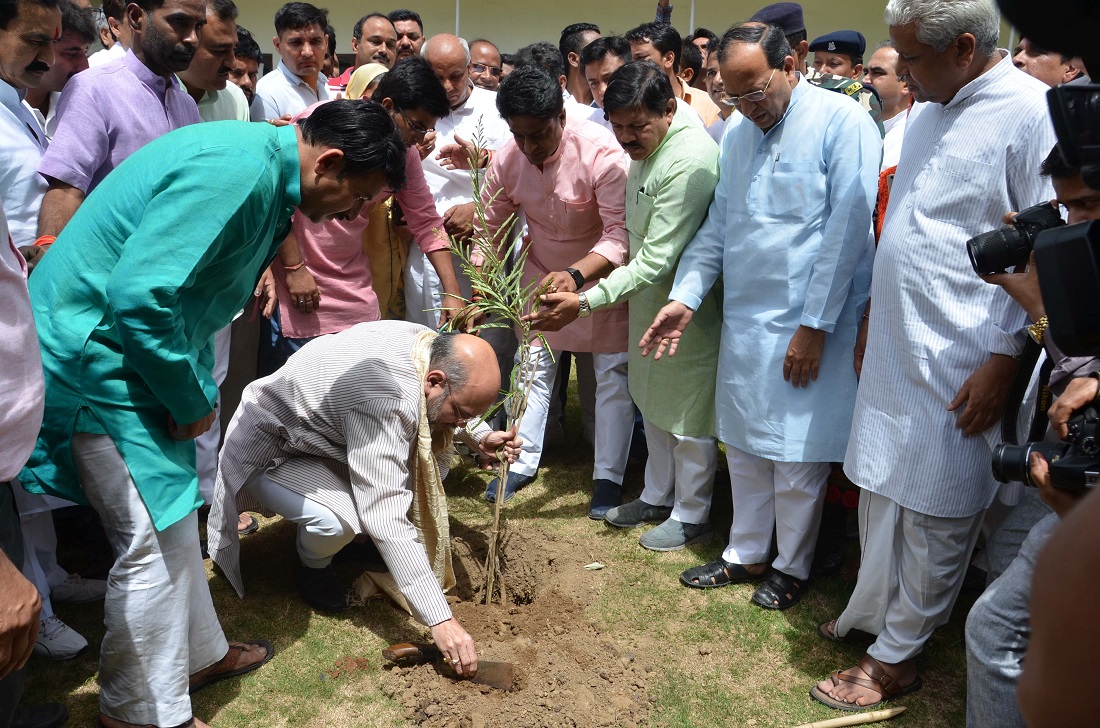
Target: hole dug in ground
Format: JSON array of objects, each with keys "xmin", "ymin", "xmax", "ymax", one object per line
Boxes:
[{"xmin": 376, "ymin": 523, "xmax": 655, "ymax": 728}]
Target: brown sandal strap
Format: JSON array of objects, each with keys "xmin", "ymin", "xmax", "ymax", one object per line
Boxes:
[
  {"xmin": 832, "ymin": 669, "xmax": 887, "ymax": 696},
  {"xmin": 856, "ymin": 654, "xmax": 904, "ymax": 698}
]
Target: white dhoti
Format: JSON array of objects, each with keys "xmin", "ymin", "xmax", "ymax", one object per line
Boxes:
[
  {"xmin": 720, "ymin": 446, "xmax": 830, "ymax": 581},
  {"xmin": 638, "ymin": 420, "xmax": 716, "ymax": 525},
  {"xmin": 835, "ymin": 489, "xmax": 983, "ymax": 663},
  {"xmin": 402, "ymin": 245, "xmax": 472, "ymax": 328}
]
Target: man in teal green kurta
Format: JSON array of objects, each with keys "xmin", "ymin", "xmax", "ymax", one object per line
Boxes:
[
  {"xmin": 19, "ymin": 100, "xmax": 406, "ymax": 728},
  {"xmin": 527, "ymin": 61, "xmax": 722, "ymax": 552}
]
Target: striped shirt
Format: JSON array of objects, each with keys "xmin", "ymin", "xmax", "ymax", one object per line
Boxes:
[
  {"xmin": 844, "ymin": 55, "xmax": 1056, "ymax": 518},
  {"xmin": 209, "ymin": 321, "xmax": 489, "ymax": 626}
]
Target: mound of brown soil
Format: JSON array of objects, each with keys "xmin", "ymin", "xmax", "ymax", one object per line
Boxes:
[{"xmin": 377, "ymin": 523, "xmax": 654, "ymax": 727}]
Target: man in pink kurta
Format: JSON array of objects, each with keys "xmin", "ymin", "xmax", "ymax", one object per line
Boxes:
[
  {"xmin": 271, "ymin": 59, "xmax": 461, "ymax": 345},
  {"xmin": 479, "ymin": 66, "xmax": 633, "ymax": 516}
]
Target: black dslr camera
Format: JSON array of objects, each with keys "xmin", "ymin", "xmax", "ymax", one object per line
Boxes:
[
  {"xmin": 967, "ymin": 202, "xmax": 1065, "ymax": 275},
  {"xmin": 992, "ymin": 405, "xmax": 1100, "ymax": 494}
]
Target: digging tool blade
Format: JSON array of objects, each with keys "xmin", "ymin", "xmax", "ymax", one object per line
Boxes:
[{"xmin": 382, "ymin": 642, "xmax": 515, "ymax": 691}]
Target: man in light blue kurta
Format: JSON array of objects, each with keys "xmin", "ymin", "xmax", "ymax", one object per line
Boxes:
[
  {"xmin": 19, "ymin": 100, "xmax": 406, "ymax": 728},
  {"xmin": 645, "ymin": 23, "xmax": 879, "ymax": 609}
]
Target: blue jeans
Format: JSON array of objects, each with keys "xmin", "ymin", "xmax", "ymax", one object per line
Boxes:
[{"xmin": 965, "ymin": 504, "xmax": 1059, "ymax": 728}]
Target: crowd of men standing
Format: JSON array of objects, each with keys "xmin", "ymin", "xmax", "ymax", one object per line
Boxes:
[{"xmin": 0, "ymin": 0, "xmax": 1089, "ymax": 725}]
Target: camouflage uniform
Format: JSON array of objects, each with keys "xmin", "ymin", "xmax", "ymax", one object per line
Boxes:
[{"xmin": 805, "ymin": 67, "xmax": 885, "ymax": 138}]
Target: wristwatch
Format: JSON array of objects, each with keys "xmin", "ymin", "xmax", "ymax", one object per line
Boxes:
[
  {"xmin": 565, "ymin": 267, "xmax": 585, "ymax": 290},
  {"xmin": 577, "ymin": 291, "xmax": 592, "ymax": 318},
  {"xmin": 1027, "ymin": 315, "xmax": 1049, "ymax": 344}
]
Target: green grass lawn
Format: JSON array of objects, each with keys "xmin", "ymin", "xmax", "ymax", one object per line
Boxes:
[{"xmin": 24, "ymin": 375, "xmax": 971, "ymax": 727}]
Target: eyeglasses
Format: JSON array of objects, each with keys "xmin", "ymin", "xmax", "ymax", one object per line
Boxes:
[
  {"xmin": 445, "ymin": 380, "xmax": 473, "ymax": 425},
  {"xmin": 395, "ymin": 107, "xmax": 434, "ymax": 139},
  {"xmin": 471, "ymin": 62, "xmax": 503, "ymax": 78},
  {"xmin": 721, "ymin": 68, "xmax": 777, "ymax": 107}
]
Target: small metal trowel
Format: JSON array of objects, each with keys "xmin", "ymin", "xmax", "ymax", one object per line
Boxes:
[{"xmin": 382, "ymin": 642, "xmax": 515, "ymax": 691}]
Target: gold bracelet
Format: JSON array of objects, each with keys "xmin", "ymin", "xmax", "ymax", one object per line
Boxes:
[{"xmin": 1027, "ymin": 315, "xmax": 1049, "ymax": 344}]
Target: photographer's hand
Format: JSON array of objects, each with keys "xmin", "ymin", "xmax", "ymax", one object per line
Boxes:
[
  {"xmin": 981, "ymin": 252, "xmax": 1045, "ymax": 322},
  {"xmin": 1029, "ymin": 451, "xmax": 1085, "ymax": 518},
  {"xmin": 948, "ymin": 353, "xmax": 1018, "ymax": 436},
  {"xmin": 1049, "ymin": 375, "xmax": 1100, "ymax": 439}
]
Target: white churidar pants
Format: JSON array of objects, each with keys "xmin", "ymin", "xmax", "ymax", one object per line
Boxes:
[
  {"xmin": 720, "ymin": 446, "xmax": 830, "ymax": 581},
  {"xmin": 18, "ymin": 509, "xmax": 67, "ymax": 618},
  {"xmin": 71, "ymin": 433, "xmax": 228, "ymax": 726},
  {"xmin": 835, "ymin": 489, "xmax": 983, "ymax": 664},
  {"xmin": 512, "ymin": 345, "xmax": 633, "ymax": 483},
  {"xmin": 195, "ymin": 323, "xmax": 232, "ymax": 504},
  {"xmin": 637, "ymin": 420, "xmax": 716, "ymax": 525},
  {"xmin": 246, "ymin": 472, "xmax": 355, "ymax": 568}
]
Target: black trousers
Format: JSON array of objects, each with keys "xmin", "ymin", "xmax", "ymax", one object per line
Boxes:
[{"xmin": 0, "ymin": 480, "xmax": 27, "ymax": 727}]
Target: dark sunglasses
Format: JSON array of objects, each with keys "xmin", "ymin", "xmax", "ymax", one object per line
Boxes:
[{"xmin": 471, "ymin": 62, "xmax": 503, "ymax": 77}]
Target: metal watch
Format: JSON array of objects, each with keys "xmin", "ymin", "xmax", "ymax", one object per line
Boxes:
[{"xmin": 577, "ymin": 291, "xmax": 592, "ymax": 318}]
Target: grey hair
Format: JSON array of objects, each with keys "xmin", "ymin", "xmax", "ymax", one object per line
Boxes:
[
  {"xmin": 421, "ymin": 35, "xmax": 471, "ymax": 65},
  {"xmin": 429, "ymin": 333, "xmax": 470, "ymax": 391},
  {"xmin": 884, "ymin": 0, "xmax": 1000, "ymax": 56},
  {"xmin": 877, "ymin": 39, "xmax": 895, "ymax": 49}
]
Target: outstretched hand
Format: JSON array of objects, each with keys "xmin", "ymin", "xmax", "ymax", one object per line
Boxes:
[
  {"xmin": 639, "ymin": 301, "xmax": 694, "ymax": 360},
  {"xmin": 436, "ymin": 134, "xmax": 479, "ymax": 171}
]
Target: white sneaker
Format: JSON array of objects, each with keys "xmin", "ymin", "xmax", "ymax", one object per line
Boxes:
[
  {"xmin": 33, "ymin": 615, "xmax": 89, "ymax": 660},
  {"xmin": 50, "ymin": 573, "xmax": 107, "ymax": 603}
]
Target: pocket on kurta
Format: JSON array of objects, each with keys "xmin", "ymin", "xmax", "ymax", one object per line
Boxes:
[
  {"xmin": 917, "ymin": 154, "xmax": 997, "ymax": 229},
  {"xmin": 554, "ymin": 197, "xmax": 601, "ymax": 239},
  {"xmin": 760, "ymin": 161, "xmax": 823, "ymax": 221},
  {"xmin": 629, "ymin": 190, "xmax": 656, "ymax": 238}
]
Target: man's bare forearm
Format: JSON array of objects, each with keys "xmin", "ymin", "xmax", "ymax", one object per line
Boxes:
[
  {"xmin": 426, "ymin": 248, "xmax": 462, "ymax": 298},
  {"xmin": 37, "ymin": 181, "xmax": 85, "ymax": 237}
]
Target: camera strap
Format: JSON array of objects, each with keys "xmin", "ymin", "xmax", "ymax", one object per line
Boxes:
[{"xmin": 1001, "ymin": 339, "xmax": 1054, "ymax": 444}]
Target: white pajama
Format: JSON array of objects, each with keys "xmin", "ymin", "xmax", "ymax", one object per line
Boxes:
[
  {"xmin": 835, "ymin": 489, "xmax": 983, "ymax": 664},
  {"xmin": 512, "ymin": 345, "xmax": 633, "ymax": 483},
  {"xmin": 71, "ymin": 433, "xmax": 228, "ymax": 726},
  {"xmin": 246, "ymin": 472, "xmax": 355, "ymax": 568},
  {"xmin": 195, "ymin": 323, "xmax": 232, "ymax": 504},
  {"xmin": 638, "ymin": 420, "xmax": 716, "ymax": 524},
  {"xmin": 19, "ymin": 509, "xmax": 67, "ymax": 618},
  {"xmin": 720, "ymin": 446, "xmax": 830, "ymax": 581}
]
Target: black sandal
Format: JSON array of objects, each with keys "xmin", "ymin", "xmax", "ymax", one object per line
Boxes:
[
  {"xmin": 751, "ymin": 569, "xmax": 806, "ymax": 610},
  {"xmin": 679, "ymin": 558, "xmax": 761, "ymax": 589}
]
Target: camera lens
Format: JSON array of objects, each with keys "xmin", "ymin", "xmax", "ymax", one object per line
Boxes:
[
  {"xmin": 991, "ymin": 443, "xmax": 1035, "ymax": 485},
  {"xmin": 991, "ymin": 441, "xmax": 1073, "ymax": 486},
  {"xmin": 967, "ymin": 228, "xmax": 1032, "ymax": 275}
]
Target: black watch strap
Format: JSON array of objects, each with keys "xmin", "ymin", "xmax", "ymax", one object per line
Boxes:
[{"xmin": 566, "ymin": 267, "xmax": 585, "ymax": 289}]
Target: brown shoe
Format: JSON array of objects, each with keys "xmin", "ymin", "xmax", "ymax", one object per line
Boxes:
[{"xmin": 188, "ymin": 640, "xmax": 274, "ymax": 694}]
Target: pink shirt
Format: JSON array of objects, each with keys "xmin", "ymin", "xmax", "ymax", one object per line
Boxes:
[
  {"xmin": 482, "ymin": 113, "xmax": 630, "ymax": 352},
  {"xmin": 0, "ymin": 207, "xmax": 44, "ymax": 481},
  {"xmin": 276, "ymin": 142, "xmax": 449, "ymax": 339}
]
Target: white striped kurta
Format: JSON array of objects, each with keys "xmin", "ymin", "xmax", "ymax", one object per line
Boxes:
[
  {"xmin": 208, "ymin": 321, "xmax": 489, "ymax": 626},
  {"xmin": 844, "ymin": 55, "xmax": 1056, "ymax": 518}
]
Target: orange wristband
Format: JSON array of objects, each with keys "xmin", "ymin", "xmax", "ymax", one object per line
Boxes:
[{"xmin": 34, "ymin": 235, "xmax": 56, "ymax": 248}]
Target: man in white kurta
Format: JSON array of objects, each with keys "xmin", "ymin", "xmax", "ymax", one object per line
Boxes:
[
  {"xmin": 812, "ymin": 0, "xmax": 1056, "ymax": 711},
  {"xmin": 407, "ymin": 34, "xmax": 510, "ymax": 325},
  {"xmin": 208, "ymin": 323, "xmax": 520, "ymax": 677},
  {"xmin": 649, "ymin": 24, "xmax": 879, "ymax": 610}
]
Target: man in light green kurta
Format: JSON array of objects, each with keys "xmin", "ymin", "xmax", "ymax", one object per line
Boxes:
[
  {"xmin": 19, "ymin": 100, "xmax": 406, "ymax": 728},
  {"xmin": 528, "ymin": 61, "xmax": 722, "ymax": 551}
]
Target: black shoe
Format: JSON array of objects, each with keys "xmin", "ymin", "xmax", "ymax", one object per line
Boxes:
[
  {"xmin": 12, "ymin": 702, "xmax": 68, "ymax": 728},
  {"xmin": 332, "ymin": 539, "xmax": 389, "ymax": 573},
  {"xmin": 588, "ymin": 479, "xmax": 622, "ymax": 520},
  {"xmin": 294, "ymin": 563, "xmax": 352, "ymax": 613}
]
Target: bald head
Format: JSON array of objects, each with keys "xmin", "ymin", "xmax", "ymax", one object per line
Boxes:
[
  {"xmin": 424, "ymin": 333, "xmax": 500, "ymax": 429},
  {"xmin": 423, "ymin": 33, "xmax": 473, "ymax": 108}
]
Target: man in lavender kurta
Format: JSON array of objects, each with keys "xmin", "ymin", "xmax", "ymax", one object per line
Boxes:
[
  {"xmin": 479, "ymin": 66, "xmax": 633, "ymax": 516},
  {"xmin": 35, "ymin": 0, "xmax": 204, "ymax": 239}
]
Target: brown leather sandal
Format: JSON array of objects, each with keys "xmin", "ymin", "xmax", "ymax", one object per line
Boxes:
[
  {"xmin": 809, "ymin": 654, "xmax": 923, "ymax": 712},
  {"xmin": 188, "ymin": 640, "xmax": 274, "ymax": 694}
]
